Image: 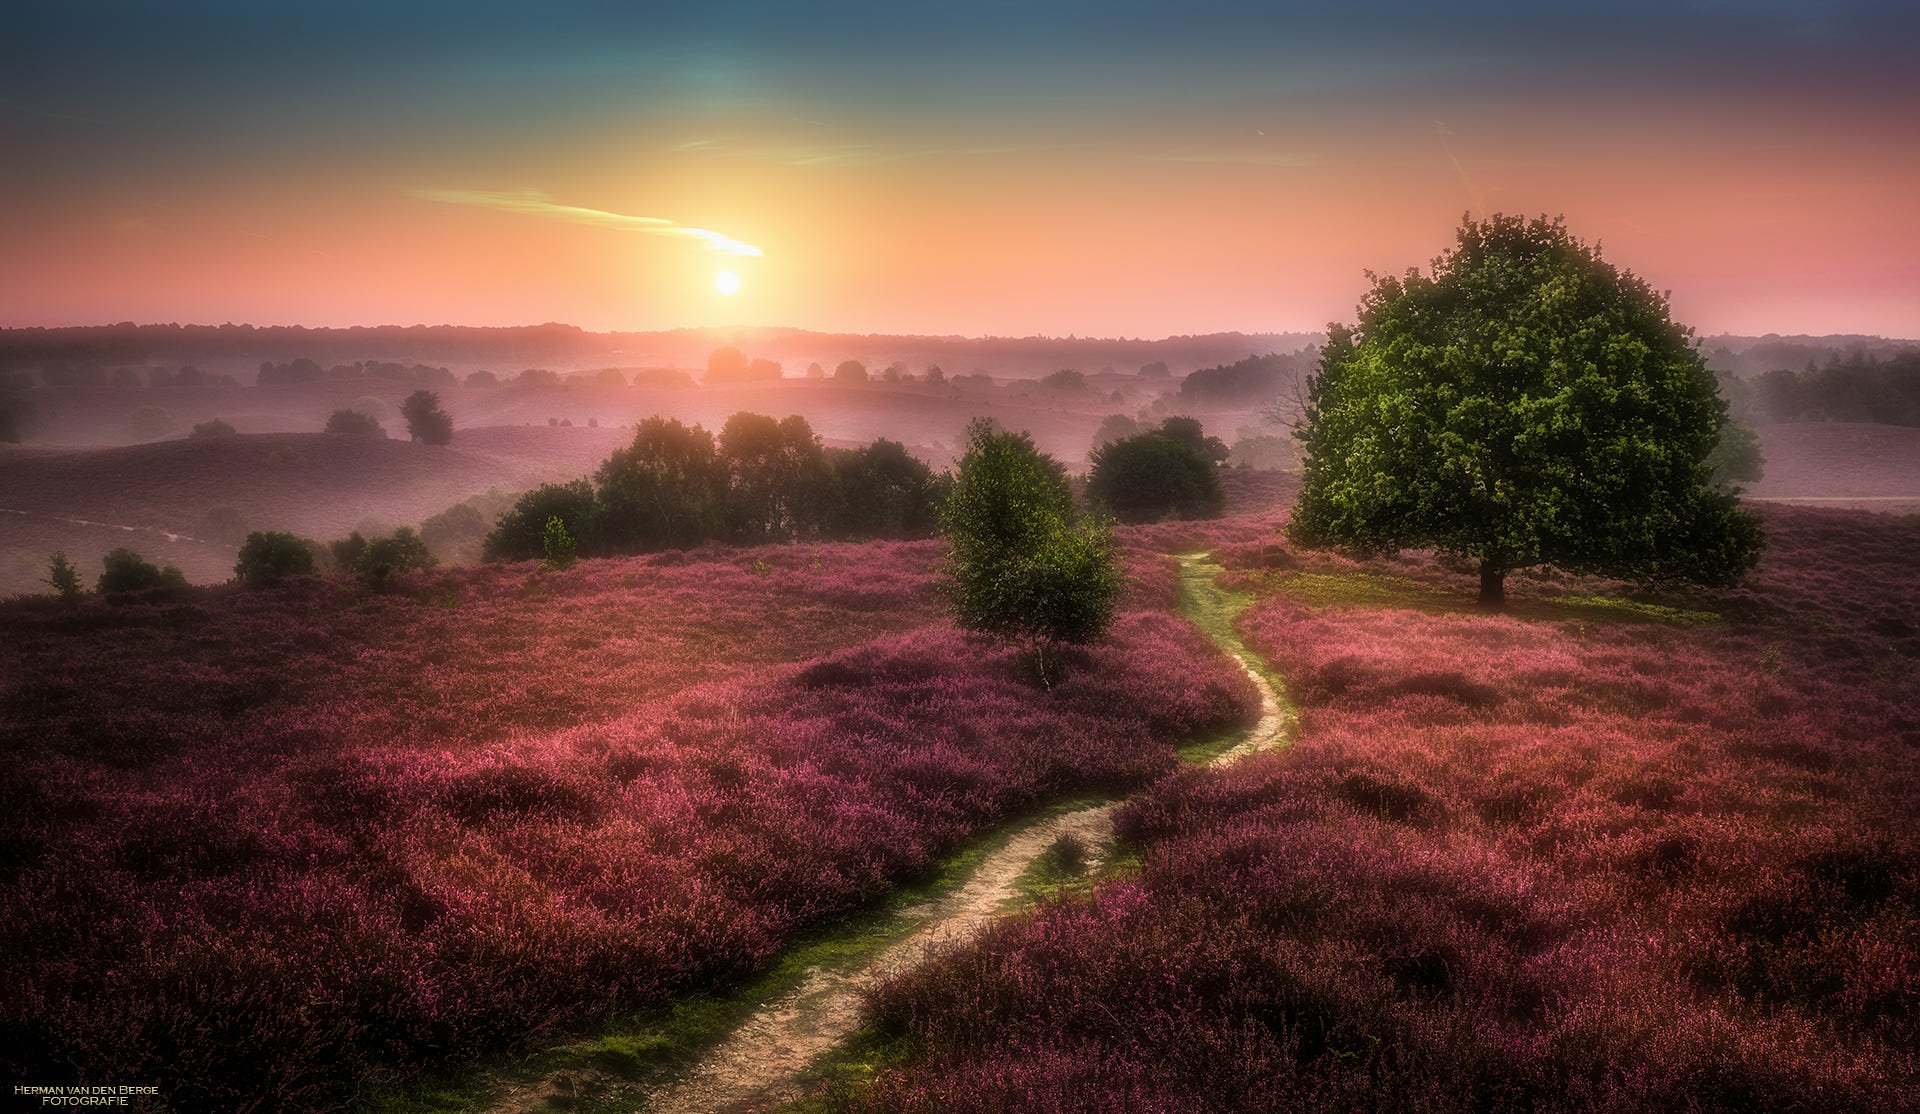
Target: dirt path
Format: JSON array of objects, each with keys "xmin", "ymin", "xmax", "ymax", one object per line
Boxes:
[{"xmin": 486, "ymin": 554, "xmax": 1289, "ymax": 1114}]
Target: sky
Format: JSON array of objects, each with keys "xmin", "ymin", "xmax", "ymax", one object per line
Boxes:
[{"xmin": 3, "ymin": 1, "xmax": 1918, "ymax": 338}]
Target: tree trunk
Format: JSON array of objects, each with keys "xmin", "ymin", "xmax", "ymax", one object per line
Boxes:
[{"xmin": 1477, "ymin": 560, "xmax": 1506, "ymax": 611}]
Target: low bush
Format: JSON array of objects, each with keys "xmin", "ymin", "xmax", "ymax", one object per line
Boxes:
[{"xmin": 234, "ymin": 532, "xmax": 317, "ymax": 585}]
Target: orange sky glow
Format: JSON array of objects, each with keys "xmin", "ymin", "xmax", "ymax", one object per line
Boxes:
[{"xmin": 4, "ymin": 4, "xmax": 1917, "ymax": 339}]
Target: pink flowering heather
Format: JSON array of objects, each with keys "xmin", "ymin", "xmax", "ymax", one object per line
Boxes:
[
  {"xmin": 0, "ymin": 537, "xmax": 1254, "ymax": 1110},
  {"xmin": 856, "ymin": 504, "xmax": 1919, "ymax": 1112}
]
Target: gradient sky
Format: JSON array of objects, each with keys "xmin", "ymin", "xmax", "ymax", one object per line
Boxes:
[{"xmin": 4, "ymin": 1, "xmax": 1917, "ymax": 337}]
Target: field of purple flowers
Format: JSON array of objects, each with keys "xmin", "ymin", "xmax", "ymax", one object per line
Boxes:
[
  {"xmin": 0, "ymin": 539, "xmax": 1255, "ymax": 1110},
  {"xmin": 856, "ymin": 506, "xmax": 1920, "ymax": 1112}
]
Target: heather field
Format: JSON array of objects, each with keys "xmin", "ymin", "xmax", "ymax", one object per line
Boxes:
[
  {"xmin": 0, "ymin": 539, "xmax": 1256, "ymax": 1110},
  {"xmin": 849, "ymin": 505, "xmax": 1920, "ymax": 1112}
]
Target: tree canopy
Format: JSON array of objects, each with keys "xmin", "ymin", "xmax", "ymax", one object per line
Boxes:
[
  {"xmin": 1087, "ymin": 417, "xmax": 1226, "ymax": 523},
  {"xmin": 942, "ymin": 419, "xmax": 1119, "ymax": 681},
  {"xmin": 400, "ymin": 390, "xmax": 453, "ymax": 445},
  {"xmin": 1289, "ymin": 213, "xmax": 1762, "ymax": 607}
]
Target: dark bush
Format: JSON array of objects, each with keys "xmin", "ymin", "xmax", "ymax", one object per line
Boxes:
[
  {"xmin": 234, "ymin": 532, "xmax": 317, "ymax": 585},
  {"xmin": 189, "ymin": 419, "xmax": 237, "ymax": 439},
  {"xmin": 324, "ymin": 409, "xmax": 383, "ymax": 437},
  {"xmin": 484, "ymin": 481, "xmax": 597, "ymax": 562},
  {"xmin": 97, "ymin": 548, "xmax": 186, "ymax": 594},
  {"xmin": 355, "ymin": 527, "xmax": 436, "ymax": 587},
  {"xmin": 828, "ymin": 438, "xmax": 945, "ymax": 540},
  {"xmin": 1087, "ymin": 419, "xmax": 1226, "ymax": 523},
  {"xmin": 401, "ymin": 390, "xmax": 453, "ymax": 445}
]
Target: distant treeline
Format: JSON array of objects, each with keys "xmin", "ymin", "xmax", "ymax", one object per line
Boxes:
[
  {"xmin": 1178, "ymin": 349, "xmax": 1318, "ymax": 403},
  {"xmin": 0, "ymin": 322, "xmax": 1325, "ymax": 380},
  {"xmin": 483, "ymin": 412, "xmax": 947, "ymax": 560},
  {"xmin": 1724, "ymin": 349, "xmax": 1920, "ymax": 426}
]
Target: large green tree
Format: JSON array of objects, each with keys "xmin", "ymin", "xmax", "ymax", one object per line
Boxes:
[{"xmin": 1290, "ymin": 213, "xmax": 1762, "ymax": 608}]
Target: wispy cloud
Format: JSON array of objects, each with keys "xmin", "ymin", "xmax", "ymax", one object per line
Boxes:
[
  {"xmin": 675, "ymin": 137, "xmax": 1063, "ymax": 168},
  {"xmin": 1137, "ymin": 150, "xmax": 1318, "ymax": 168},
  {"xmin": 409, "ymin": 189, "xmax": 762, "ymax": 256}
]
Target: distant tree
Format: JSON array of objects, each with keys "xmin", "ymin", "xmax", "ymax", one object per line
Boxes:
[
  {"xmin": 172, "ymin": 365, "xmax": 207, "ymax": 387},
  {"xmin": 466, "ymin": 369, "xmax": 501, "ymax": 388},
  {"xmin": 421, "ymin": 501, "xmax": 489, "ymax": 563},
  {"xmin": 595, "ymin": 367, "xmax": 628, "ymax": 386},
  {"xmin": 1139, "ymin": 361, "xmax": 1170, "ymax": 378},
  {"xmin": 748, "ymin": 357, "xmax": 783, "ymax": 380},
  {"xmin": 325, "ymin": 408, "xmax": 384, "ymax": 437},
  {"xmin": 1708, "ymin": 419, "xmax": 1766, "ymax": 486},
  {"xmin": 1290, "ymin": 213, "xmax": 1763, "ymax": 608},
  {"xmin": 401, "ymin": 390, "xmax": 453, "ymax": 445},
  {"xmin": 1090, "ymin": 413, "xmax": 1141, "ymax": 452},
  {"xmin": 631, "ymin": 368, "xmax": 697, "ymax": 389},
  {"xmin": 592, "ymin": 417, "xmax": 728, "ymax": 552},
  {"xmin": 484, "ymin": 480, "xmax": 597, "ymax": 562},
  {"xmin": 97, "ymin": 548, "xmax": 186, "ymax": 594},
  {"xmin": 706, "ymin": 346, "xmax": 751, "ymax": 384},
  {"xmin": 882, "ymin": 364, "xmax": 903, "ymax": 383},
  {"xmin": 127, "ymin": 405, "xmax": 175, "ymax": 440},
  {"xmin": 541, "ymin": 516, "xmax": 578, "ymax": 571},
  {"xmin": 234, "ymin": 531, "xmax": 317, "ymax": 584},
  {"xmin": 1042, "ymin": 368, "xmax": 1086, "ymax": 390},
  {"xmin": 942, "ymin": 419, "xmax": 1120, "ymax": 683},
  {"xmin": 328, "ymin": 532, "xmax": 368, "ymax": 573},
  {"xmin": 924, "ymin": 364, "xmax": 946, "ymax": 386},
  {"xmin": 834, "ymin": 359, "xmax": 869, "ymax": 382},
  {"xmin": 1087, "ymin": 420, "xmax": 1226, "ymax": 523},
  {"xmin": 112, "ymin": 367, "xmax": 142, "ymax": 388},
  {"xmin": 1156, "ymin": 415, "xmax": 1230, "ymax": 464},
  {"xmin": 804, "ymin": 361, "xmax": 826, "ymax": 379},
  {"xmin": 189, "ymin": 418, "xmax": 237, "ymax": 439},
  {"xmin": 517, "ymin": 368, "xmax": 561, "ymax": 387},
  {"xmin": 354, "ymin": 527, "xmax": 437, "ymax": 587},
  {"xmin": 45, "ymin": 552, "xmax": 84, "ymax": 600},
  {"xmin": 828, "ymin": 438, "xmax": 945, "ymax": 539},
  {"xmin": 1228, "ymin": 431, "xmax": 1298, "ymax": 471},
  {"xmin": 718, "ymin": 412, "xmax": 834, "ymax": 543}
]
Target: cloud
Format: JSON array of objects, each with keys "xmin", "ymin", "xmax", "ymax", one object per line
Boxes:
[
  {"xmin": 1137, "ymin": 150, "xmax": 1318, "ymax": 168},
  {"xmin": 409, "ymin": 189, "xmax": 762, "ymax": 256}
]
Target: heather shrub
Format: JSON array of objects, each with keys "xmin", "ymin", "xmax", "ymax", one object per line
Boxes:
[
  {"xmin": 96, "ymin": 548, "xmax": 186, "ymax": 593},
  {"xmin": 324, "ymin": 408, "xmax": 383, "ymax": 436},
  {"xmin": 234, "ymin": 531, "xmax": 317, "ymax": 584}
]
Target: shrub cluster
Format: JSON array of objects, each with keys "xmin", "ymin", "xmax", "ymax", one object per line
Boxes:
[
  {"xmin": 483, "ymin": 413, "xmax": 947, "ymax": 561},
  {"xmin": 1087, "ymin": 416, "xmax": 1227, "ymax": 523}
]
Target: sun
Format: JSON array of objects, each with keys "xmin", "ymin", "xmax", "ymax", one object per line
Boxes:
[{"xmin": 714, "ymin": 270, "xmax": 741, "ymax": 297}]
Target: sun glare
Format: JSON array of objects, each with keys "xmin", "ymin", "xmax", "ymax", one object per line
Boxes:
[{"xmin": 714, "ymin": 270, "xmax": 741, "ymax": 296}]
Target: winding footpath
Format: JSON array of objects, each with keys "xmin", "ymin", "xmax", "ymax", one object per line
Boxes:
[{"xmin": 487, "ymin": 554, "xmax": 1291, "ymax": 1114}]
